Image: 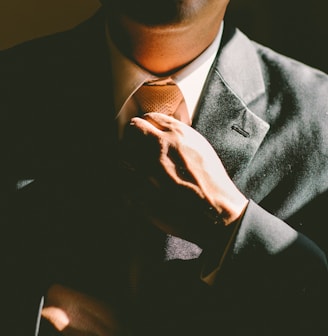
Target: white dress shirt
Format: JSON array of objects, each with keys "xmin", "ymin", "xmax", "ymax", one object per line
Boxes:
[{"xmin": 107, "ymin": 23, "xmax": 224, "ymax": 138}]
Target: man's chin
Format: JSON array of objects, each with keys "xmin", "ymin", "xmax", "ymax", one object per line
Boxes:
[{"xmin": 105, "ymin": 0, "xmax": 208, "ymax": 27}]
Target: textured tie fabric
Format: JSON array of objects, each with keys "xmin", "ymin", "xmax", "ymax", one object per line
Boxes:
[{"xmin": 134, "ymin": 80, "xmax": 184, "ymax": 116}]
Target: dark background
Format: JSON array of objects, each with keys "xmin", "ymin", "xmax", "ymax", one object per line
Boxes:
[
  {"xmin": 0, "ymin": 0, "xmax": 327, "ymax": 73},
  {"xmin": 227, "ymin": 0, "xmax": 328, "ymax": 73}
]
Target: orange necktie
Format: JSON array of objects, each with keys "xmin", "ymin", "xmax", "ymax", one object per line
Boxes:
[{"xmin": 134, "ymin": 79, "xmax": 184, "ymax": 116}]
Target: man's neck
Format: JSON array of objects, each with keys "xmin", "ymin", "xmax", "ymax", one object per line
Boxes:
[{"xmin": 107, "ymin": 13, "xmax": 224, "ymax": 76}]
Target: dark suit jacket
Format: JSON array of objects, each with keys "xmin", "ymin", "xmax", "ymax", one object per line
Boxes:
[{"xmin": 1, "ymin": 9, "xmax": 327, "ymax": 336}]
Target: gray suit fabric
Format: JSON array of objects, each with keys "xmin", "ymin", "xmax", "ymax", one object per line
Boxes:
[{"xmin": 0, "ymin": 9, "xmax": 327, "ymax": 335}]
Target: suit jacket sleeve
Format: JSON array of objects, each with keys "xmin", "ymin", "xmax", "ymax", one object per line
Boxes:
[{"xmin": 201, "ymin": 199, "xmax": 328, "ymax": 334}]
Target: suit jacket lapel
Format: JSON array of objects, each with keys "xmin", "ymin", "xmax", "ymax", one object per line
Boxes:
[{"xmin": 193, "ymin": 27, "xmax": 270, "ymax": 189}]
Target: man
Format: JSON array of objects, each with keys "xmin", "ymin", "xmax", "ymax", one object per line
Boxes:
[{"xmin": 1, "ymin": 0, "xmax": 327, "ymax": 335}]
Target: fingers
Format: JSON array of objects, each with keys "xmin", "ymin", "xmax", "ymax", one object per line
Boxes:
[
  {"xmin": 143, "ymin": 112, "xmax": 178, "ymax": 127},
  {"xmin": 158, "ymin": 153, "xmax": 203, "ymax": 195},
  {"xmin": 42, "ymin": 284, "xmax": 120, "ymax": 335},
  {"xmin": 130, "ymin": 116, "xmax": 162, "ymax": 137},
  {"xmin": 130, "ymin": 112, "xmax": 182, "ymax": 134}
]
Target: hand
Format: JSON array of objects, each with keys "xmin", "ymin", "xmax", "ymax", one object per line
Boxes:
[
  {"xmin": 41, "ymin": 284, "xmax": 124, "ymax": 336},
  {"xmin": 119, "ymin": 113, "xmax": 248, "ymax": 246}
]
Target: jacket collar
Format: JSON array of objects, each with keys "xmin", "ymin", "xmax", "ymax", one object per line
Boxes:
[
  {"xmin": 193, "ymin": 26, "xmax": 270, "ymax": 187},
  {"xmin": 215, "ymin": 26, "xmax": 266, "ymax": 106}
]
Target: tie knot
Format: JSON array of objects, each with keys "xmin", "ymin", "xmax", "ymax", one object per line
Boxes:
[{"xmin": 134, "ymin": 80, "xmax": 183, "ymax": 116}]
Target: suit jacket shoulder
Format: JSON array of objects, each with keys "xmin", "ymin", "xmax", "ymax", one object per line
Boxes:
[{"xmin": 0, "ymin": 9, "xmax": 113, "ymax": 182}]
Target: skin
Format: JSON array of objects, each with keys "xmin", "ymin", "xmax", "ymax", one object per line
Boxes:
[
  {"xmin": 41, "ymin": 284, "xmax": 122, "ymax": 335},
  {"xmin": 107, "ymin": 0, "xmax": 230, "ymax": 75},
  {"xmin": 42, "ymin": 1, "xmax": 249, "ymax": 334}
]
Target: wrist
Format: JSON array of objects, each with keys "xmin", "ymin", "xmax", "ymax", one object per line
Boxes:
[
  {"xmin": 193, "ymin": 198, "xmax": 248, "ymax": 249},
  {"xmin": 208, "ymin": 195, "xmax": 249, "ymax": 227}
]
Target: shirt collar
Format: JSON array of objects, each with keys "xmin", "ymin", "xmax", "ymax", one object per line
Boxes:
[{"xmin": 107, "ymin": 22, "xmax": 224, "ymax": 120}]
